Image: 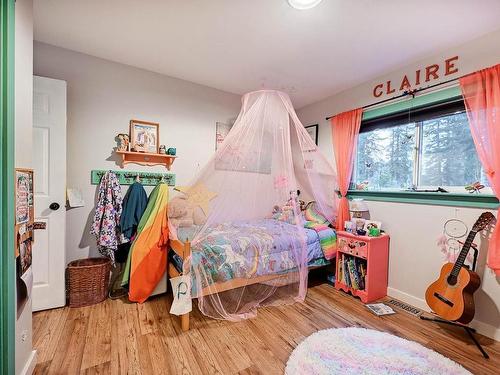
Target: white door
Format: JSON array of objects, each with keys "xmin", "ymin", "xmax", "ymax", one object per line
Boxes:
[{"xmin": 32, "ymin": 76, "xmax": 67, "ymax": 311}]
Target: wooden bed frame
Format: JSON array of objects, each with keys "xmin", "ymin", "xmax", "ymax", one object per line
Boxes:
[{"xmin": 168, "ymin": 238, "xmax": 326, "ymax": 331}]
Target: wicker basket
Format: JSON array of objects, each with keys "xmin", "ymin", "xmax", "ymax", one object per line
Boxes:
[{"xmin": 66, "ymin": 257, "xmax": 111, "ymax": 307}]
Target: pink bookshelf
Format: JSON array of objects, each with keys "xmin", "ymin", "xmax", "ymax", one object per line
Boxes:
[{"xmin": 335, "ymin": 231, "xmax": 390, "ymax": 303}]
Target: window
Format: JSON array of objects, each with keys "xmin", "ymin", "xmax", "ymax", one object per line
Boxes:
[{"xmin": 353, "ymin": 96, "xmax": 489, "ymax": 192}]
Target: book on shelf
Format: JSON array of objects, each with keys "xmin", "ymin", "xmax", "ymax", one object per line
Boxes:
[
  {"xmin": 337, "ymin": 253, "xmax": 367, "ymax": 291},
  {"xmin": 343, "ymin": 256, "xmax": 351, "ymax": 287},
  {"xmin": 355, "ymin": 258, "xmax": 365, "ymax": 290},
  {"xmin": 347, "ymin": 258, "xmax": 359, "ymax": 289},
  {"xmin": 338, "ymin": 253, "xmax": 343, "ymax": 284}
]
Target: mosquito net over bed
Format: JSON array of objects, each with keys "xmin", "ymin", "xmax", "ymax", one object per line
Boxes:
[{"xmin": 169, "ymin": 90, "xmax": 338, "ymax": 321}]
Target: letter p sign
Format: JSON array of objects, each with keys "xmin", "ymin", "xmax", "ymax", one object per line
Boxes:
[{"xmin": 169, "ymin": 275, "xmax": 193, "ymax": 315}]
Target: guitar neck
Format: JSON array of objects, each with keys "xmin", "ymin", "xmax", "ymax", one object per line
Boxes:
[{"xmin": 451, "ymin": 230, "xmax": 477, "ymax": 276}]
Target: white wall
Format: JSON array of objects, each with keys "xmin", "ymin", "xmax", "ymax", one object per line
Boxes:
[
  {"xmin": 33, "ymin": 42, "xmax": 241, "ymax": 263},
  {"xmin": 15, "ymin": 1, "xmax": 36, "ymax": 374},
  {"xmin": 15, "ymin": 0, "xmax": 33, "ymax": 168},
  {"xmin": 297, "ymin": 29, "xmax": 500, "ymax": 339}
]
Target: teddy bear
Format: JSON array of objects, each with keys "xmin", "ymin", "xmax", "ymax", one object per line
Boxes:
[
  {"xmin": 168, "ymin": 195, "xmax": 207, "ymax": 228},
  {"xmin": 116, "ymin": 133, "xmax": 129, "ymax": 152}
]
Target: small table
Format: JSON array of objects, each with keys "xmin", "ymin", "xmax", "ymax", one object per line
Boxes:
[{"xmin": 335, "ymin": 231, "xmax": 390, "ymax": 303}]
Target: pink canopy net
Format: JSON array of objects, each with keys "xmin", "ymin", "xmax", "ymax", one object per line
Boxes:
[{"xmin": 169, "ymin": 90, "xmax": 338, "ymax": 320}]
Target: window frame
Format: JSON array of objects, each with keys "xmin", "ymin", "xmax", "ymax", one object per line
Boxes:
[{"xmin": 348, "ymin": 86, "xmax": 499, "ymax": 209}]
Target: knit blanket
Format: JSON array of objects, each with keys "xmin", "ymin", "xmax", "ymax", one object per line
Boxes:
[{"xmin": 304, "ymin": 221, "xmax": 336, "ymax": 260}]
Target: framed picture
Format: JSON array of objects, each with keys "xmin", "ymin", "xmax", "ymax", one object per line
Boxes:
[
  {"xmin": 305, "ymin": 124, "xmax": 319, "ymax": 145},
  {"xmin": 15, "ymin": 169, "xmax": 34, "ymax": 258},
  {"xmin": 130, "ymin": 119, "xmax": 159, "ymax": 153},
  {"xmin": 215, "ymin": 122, "xmax": 233, "ymax": 151},
  {"xmin": 352, "ymin": 218, "xmax": 366, "ymax": 232},
  {"xmin": 15, "ymin": 170, "xmax": 30, "ymax": 224},
  {"xmin": 215, "ymin": 142, "xmax": 272, "ymax": 174}
]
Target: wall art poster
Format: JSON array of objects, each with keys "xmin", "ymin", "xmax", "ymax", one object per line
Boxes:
[
  {"xmin": 216, "ymin": 122, "xmax": 233, "ymax": 151},
  {"xmin": 28, "ymin": 172, "xmax": 33, "ymax": 207},
  {"xmin": 16, "ymin": 171, "xmax": 30, "ymax": 224},
  {"xmin": 19, "ymin": 240, "xmax": 32, "ymax": 275},
  {"xmin": 305, "ymin": 124, "xmax": 319, "ymax": 145}
]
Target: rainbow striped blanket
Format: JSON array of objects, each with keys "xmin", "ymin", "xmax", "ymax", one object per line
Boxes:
[
  {"xmin": 304, "ymin": 221, "xmax": 337, "ymax": 260},
  {"xmin": 122, "ymin": 183, "xmax": 169, "ymax": 303}
]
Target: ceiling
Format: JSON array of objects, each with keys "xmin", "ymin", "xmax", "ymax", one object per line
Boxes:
[{"xmin": 34, "ymin": 0, "xmax": 500, "ymax": 108}]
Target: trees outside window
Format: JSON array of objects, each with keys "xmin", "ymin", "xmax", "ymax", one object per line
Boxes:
[{"xmin": 353, "ymin": 111, "xmax": 488, "ymax": 191}]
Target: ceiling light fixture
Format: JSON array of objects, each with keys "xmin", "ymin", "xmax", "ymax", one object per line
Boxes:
[{"xmin": 287, "ymin": 0, "xmax": 323, "ymax": 10}]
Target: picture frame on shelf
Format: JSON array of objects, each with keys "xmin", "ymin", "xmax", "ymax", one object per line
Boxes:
[
  {"xmin": 130, "ymin": 119, "xmax": 159, "ymax": 153},
  {"xmin": 352, "ymin": 218, "xmax": 366, "ymax": 233},
  {"xmin": 305, "ymin": 124, "xmax": 319, "ymax": 145}
]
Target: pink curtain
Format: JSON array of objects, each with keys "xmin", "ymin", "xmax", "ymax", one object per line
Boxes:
[
  {"xmin": 460, "ymin": 64, "xmax": 500, "ymax": 275},
  {"xmin": 331, "ymin": 108, "xmax": 363, "ymax": 231}
]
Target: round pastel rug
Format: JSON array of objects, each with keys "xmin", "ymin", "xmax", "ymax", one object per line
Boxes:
[{"xmin": 286, "ymin": 327, "xmax": 471, "ymax": 375}]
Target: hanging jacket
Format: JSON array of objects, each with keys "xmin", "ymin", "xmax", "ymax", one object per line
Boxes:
[
  {"xmin": 122, "ymin": 183, "xmax": 169, "ymax": 303},
  {"xmin": 90, "ymin": 171, "xmax": 124, "ymax": 264},
  {"xmin": 120, "ymin": 182, "xmax": 148, "ymax": 240}
]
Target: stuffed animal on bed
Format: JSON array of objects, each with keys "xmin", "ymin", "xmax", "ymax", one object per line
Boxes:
[
  {"xmin": 168, "ymin": 195, "xmax": 207, "ymax": 228},
  {"xmin": 271, "ymin": 190, "xmax": 306, "ymax": 224}
]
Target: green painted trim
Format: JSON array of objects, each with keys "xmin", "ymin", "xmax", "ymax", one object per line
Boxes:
[
  {"xmin": 0, "ymin": 1, "xmax": 15, "ymax": 374},
  {"xmin": 91, "ymin": 170, "xmax": 176, "ymax": 186},
  {"xmin": 347, "ymin": 190, "xmax": 499, "ymax": 209},
  {"xmin": 362, "ymin": 86, "xmax": 462, "ymax": 121}
]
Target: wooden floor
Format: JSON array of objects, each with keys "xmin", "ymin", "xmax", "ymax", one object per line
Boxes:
[{"xmin": 33, "ymin": 283, "xmax": 499, "ymax": 375}]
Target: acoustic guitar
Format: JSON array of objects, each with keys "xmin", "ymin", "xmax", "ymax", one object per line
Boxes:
[{"xmin": 425, "ymin": 212, "xmax": 495, "ymax": 324}]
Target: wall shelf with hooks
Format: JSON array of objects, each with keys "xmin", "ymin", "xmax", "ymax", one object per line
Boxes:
[
  {"xmin": 115, "ymin": 151, "xmax": 177, "ymax": 170},
  {"xmin": 91, "ymin": 170, "xmax": 176, "ymax": 186}
]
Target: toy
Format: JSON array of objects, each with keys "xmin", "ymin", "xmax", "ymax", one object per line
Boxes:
[
  {"xmin": 168, "ymin": 195, "xmax": 207, "ymax": 228},
  {"xmin": 287, "ymin": 189, "xmax": 306, "ymax": 211},
  {"xmin": 465, "ymin": 181, "xmax": 485, "ymax": 194},
  {"xmin": 159, "ymin": 145, "xmax": 167, "ymax": 154},
  {"xmin": 356, "ymin": 181, "xmax": 369, "ymax": 190},
  {"xmin": 116, "ymin": 133, "xmax": 130, "ymax": 151},
  {"xmin": 271, "ymin": 190, "xmax": 308, "ymax": 224}
]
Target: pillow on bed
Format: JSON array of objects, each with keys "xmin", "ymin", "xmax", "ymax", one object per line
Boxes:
[{"xmin": 304, "ymin": 201, "xmax": 330, "ymax": 225}]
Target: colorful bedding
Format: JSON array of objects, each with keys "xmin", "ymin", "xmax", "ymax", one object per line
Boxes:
[
  {"xmin": 304, "ymin": 221, "xmax": 337, "ymax": 260},
  {"xmin": 178, "ymin": 219, "xmax": 331, "ymax": 291}
]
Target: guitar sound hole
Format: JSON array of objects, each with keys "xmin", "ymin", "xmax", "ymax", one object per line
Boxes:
[{"xmin": 447, "ymin": 275, "xmax": 457, "ymax": 286}]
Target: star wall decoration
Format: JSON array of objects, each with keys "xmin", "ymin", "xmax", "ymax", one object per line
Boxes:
[{"xmin": 174, "ymin": 184, "xmax": 217, "ymax": 215}]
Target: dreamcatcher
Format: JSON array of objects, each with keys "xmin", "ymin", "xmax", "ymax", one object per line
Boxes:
[{"xmin": 437, "ymin": 216, "xmax": 475, "ymax": 263}]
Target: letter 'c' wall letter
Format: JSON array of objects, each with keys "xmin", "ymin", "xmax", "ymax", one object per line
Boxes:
[{"xmin": 373, "ymin": 83, "xmax": 384, "ymax": 98}]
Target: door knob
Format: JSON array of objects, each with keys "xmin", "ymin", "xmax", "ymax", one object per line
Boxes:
[{"xmin": 49, "ymin": 202, "xmax": 60, "ymax": 211}]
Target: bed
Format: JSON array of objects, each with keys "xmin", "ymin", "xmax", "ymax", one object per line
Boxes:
[{"xmin": 167, "ymin": 218, "xmax": 335, "ymax": 331}]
